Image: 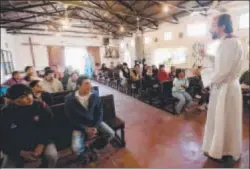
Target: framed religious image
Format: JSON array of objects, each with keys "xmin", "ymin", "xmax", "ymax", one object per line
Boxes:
[{"xmin": 104, "ymin": 46, "xmax": 119, "ymax": 58}]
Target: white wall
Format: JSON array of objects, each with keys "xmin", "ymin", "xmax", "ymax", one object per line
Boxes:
[{"xmin": 4, "ymin": 33, "xmax": 119, "ymax": 71}]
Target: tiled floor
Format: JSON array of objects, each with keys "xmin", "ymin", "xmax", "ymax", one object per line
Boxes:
[{"xmin": 89, "ymin": 82, "xmax": 249, "ymax": 168}]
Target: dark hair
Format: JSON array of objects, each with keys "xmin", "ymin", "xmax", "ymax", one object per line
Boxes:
[
  {"xmin": 76, "ymin": 75, "xmax": 89, "ymax": 86},
  {"xmin": 44, "ymin": 66, "xmax": 51, "ymax": 72},
  {"xmin": 12, "ymin": 71, "xmax": 19, "ymax": 77},
  {"xmin": 159, "ymin": 64, "xmax": 165, "ymax": 69},
  {"xmin": 6, "ymin": 84, "xmax": 32, "ymax": 100},
  {"xmin": 24, "ymin": 66, "xmax": 32, "ymax": 72},
  {"xmin": 134, "ymin": 64, "xmax": 140, "ymax": 68},
  {"xmin": 29, "ymin": 80, "xmax": 40, "ymax": 88},
  {"xmin": 176, "ymin": 69, "xmax": 184, "ymax": 78},
  {"xmin": 95, "ymin": 63, "xmax": 100, "ymax": 66},
  {"xmin": 198, "ymin": 66, "xmax": 202, "ymax": 69},
  {"xmin": 122, "ymin": 62, "xmax": 128, "ymax": 66},
  {"xmin": 71, "ymin": 71, "xmax": 79, "ymax": 77},
  {"xmin": 217, "ymin": 14, "xmax": 233, "ymax": 34},
  {"xmin": 44, "ymin": 69, "xmax": 54, "ymax": 76}
]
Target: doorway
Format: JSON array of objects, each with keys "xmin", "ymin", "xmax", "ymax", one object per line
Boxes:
[{"xmin": 64, "ymin": 47, "xmax": 87, "ymax": 74}]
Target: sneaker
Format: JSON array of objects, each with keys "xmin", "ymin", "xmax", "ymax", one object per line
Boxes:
[
  {"xmin": 195, "ymin": 95, "xmax": 202, "ymax": 99},
  {"xmin": 198, "ymin": 104, "xmax": 206, "ymax": 111}
]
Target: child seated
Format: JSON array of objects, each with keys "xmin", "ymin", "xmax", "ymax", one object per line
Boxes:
[{"xmin": 172, "ymin": 70, "xmax": 192, "ymax": 114}]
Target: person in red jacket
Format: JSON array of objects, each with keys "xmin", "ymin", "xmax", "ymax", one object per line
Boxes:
[{"xmin": 157, "ymin": 65, "xmax": 170, "ymax": 83}]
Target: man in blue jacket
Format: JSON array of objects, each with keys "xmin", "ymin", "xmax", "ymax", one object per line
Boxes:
[{"xmin": 65, "ymin": 76, "xmax": 115, "ymax": 158}]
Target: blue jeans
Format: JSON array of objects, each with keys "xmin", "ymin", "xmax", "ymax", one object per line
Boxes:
[
  {"xmin": 71, "ymin": 122, "xmax": 115, "ymax": 155},
  {"xmin": 172, "ymin": 91, "xmax": 192, "ymax": 113}
]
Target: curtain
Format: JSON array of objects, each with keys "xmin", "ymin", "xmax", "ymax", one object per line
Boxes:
[
  {"xmin": 87, "ymin": 47, "xmax": 100, "ymax": 64},
  {"xmin": 47, "ymin": 46, "xmax": 65, "ymax": 70}
]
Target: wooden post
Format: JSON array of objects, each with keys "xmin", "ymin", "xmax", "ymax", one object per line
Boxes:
[{"xmin": 28, "ymin": 37, "xmax": 36, "ymax": 67}]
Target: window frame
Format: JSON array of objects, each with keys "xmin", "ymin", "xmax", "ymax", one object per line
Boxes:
[{"xmin": 164, "ymin": 32, "xmax": 173, "ymax": 41}]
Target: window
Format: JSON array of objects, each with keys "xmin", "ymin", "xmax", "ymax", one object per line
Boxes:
[
  {"xmin": 239, "ymin": 13, "xmax": 249, "ymax": 29},
  {"xmin": 186, "ymin": 23, "xmax": 207, "ymax": 37},
  {"xmin": 153, "ymin": 48, "xmax": 188, "ymax": 66},
  {"xmin": 0, "ymin": 50, "xmax": 14, "ymax": 75},
  {"xmin": 144, "ymin": 37, "xmax": 151, "ymax": 44},
  {"xmin": 164, "ymin": 32, "xmax": 172, "ymax": 40}
]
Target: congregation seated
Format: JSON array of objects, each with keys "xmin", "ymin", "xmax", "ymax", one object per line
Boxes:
[
  {"xmin": 61, "ymin": 66, "xmax": 73, "ymax": 90},
  {"xmin": 144, "ymin": 66, "xmax": 159, "ymax": 89},
  {"xmin": 64, "ymin": 76, "xmax": 115, "ymax": 158},
  {"xmin": 152, "ymin": 65, "xmax": 158, "ymax": 77},
  {"xmin": 157, "ymin": 65, "xmax": 170, "ymax": 83},
  {"xmin": 169, "ymin": 66, "xmax": 176, "ymax": 81},
  {"xmin": 130, "ymin": 64, "xmax": 141, "ymax": 91},
  {"xmin": 40, "ymin": 69, "xmax": 63, "ymax": 93},
  {"xmin": 93, "ymin": 63, "xmax": 101, "ymax": 79},
  {"xmin": 23, "ymin": 66, "xmax": 41, "ymax": 82},
  {"xmin": 240, "ymin": 70, "xmax": 250, "ymax": 89},
  {"xmin": 120, "ymin": 62, "xmax": 130, "ymax": 86},
  {"xmin": 172, "ymin": 69, "xmax": 192, "ymax": 114},
  {"xmin": 2, "ymin": 71, "xmax": 26, "ymax": 86},
  {"xmin": 66, "ymin": 71, "xmax": 79, "ymax": 91},
  {"xmin": 30, "ymin": 80, "xmax": 54, "ymax": 106},
  {"xmin": 50, "ymin": 65, "xmax": 63, "ymax": 80},
  {"xmin": 0, "ymin": 84, "xmax": 58, "ymax": 168}
]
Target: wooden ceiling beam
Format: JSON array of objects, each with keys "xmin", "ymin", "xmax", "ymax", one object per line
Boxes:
[
  {"xmin": 1, "ymin": 2, "xmax": 56, "ymax": 14},
  {"xmin": 7, "ymin": 32, "xmax": 98, "ymax": 39},
  {"xmin": 7, "ymin": 27, "xmax": 110, "ymax": 35}
]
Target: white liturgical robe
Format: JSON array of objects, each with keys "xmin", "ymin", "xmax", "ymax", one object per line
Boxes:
[{"xmin": 201, "ymin": 36, "xmax": 244, "ymax": 160}]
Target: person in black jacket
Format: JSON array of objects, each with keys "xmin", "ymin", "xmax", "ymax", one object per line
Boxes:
[
  {"xmin": 0, "ymin": 84, "xmax": 58, "ymax": 168},
  {"xmin": 29, "ymin": 80, "xmax": 54, "ymax": 106},
  {"xmin": 65, "ymin": 76, "xmax": 115, "ymax": 158}
]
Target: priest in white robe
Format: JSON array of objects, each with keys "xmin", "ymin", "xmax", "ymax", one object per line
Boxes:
[{"xmin": 201, "ymin": 14, "xmax": 244, "ymax": 164}]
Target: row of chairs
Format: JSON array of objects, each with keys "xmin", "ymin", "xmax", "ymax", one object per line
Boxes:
[{"xmin": 95, "ymin": 74, "xmax": 207, "ymax": 115}]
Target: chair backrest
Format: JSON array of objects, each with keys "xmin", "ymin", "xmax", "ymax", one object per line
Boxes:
[
  {"xmin": 161, "ymin": 81, "xmax": 173, "ymax": 96},
  {"xmin": 52, "ymin": 90, "xmax": 72, "ymax": 104},
  {"xmin": 50, "ymin": 103, "xmax": 72, "ymax": 150},
  {"xmin": 100, "ymin": 94, "xmax": 116, "ymax": 123}
]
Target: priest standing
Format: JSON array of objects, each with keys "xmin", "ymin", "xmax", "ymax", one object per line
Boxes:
[{"xmin": 201, "ymin": 14, "xmax": 244, "ymax": 166}]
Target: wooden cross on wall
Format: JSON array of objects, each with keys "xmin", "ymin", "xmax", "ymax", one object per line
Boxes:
[{"xmin": 21, "ymin": 37, "xmax": 42, "ymax": 67}]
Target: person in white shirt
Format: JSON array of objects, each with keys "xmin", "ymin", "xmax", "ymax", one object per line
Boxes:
[
  {"xmin": 201, "ymin": 14, "xmax": 244, "ymax": 167},
  {"xmin": 40, "ymin": 69, "xmax": 63, "ymax": 93}
]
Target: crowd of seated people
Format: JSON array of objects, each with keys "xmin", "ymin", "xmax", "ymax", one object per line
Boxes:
[{"xmin": 0, "ymin": 65, "xmax": 117, "ymax": 168}]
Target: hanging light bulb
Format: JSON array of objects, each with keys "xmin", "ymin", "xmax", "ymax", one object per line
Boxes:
[
  {"xmin": 120, "ymin": 25, "xmax": 124, "ymax": 32},
  {"xmin": 163, "ymin": 5, "xmax": 169, "ymax": 13}
]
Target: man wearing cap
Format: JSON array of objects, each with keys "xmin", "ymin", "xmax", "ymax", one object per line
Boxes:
[{"xmin": 0, "ymin": 84, "xmax": 58, "ymax": 168}]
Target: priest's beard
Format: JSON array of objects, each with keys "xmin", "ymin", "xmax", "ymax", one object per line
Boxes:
[{"xmin": 211, "ymin": 32, "xmax": 219, "ymax": 40}]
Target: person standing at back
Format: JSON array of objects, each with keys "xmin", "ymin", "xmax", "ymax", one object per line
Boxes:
[{"xmin": 201, "ymin": 14, "xmax": 244, "ymax": 167}]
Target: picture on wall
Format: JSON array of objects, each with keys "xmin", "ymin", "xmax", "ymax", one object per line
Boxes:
[
  {"xmin": 104, "ymin": 46, "xmax": 119, "ymax": 58},
  {"xmin": 192, "ymin": 42, "xmax": 205, "ymax": 68}
]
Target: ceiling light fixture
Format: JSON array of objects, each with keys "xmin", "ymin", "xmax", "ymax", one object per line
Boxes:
[
  {"xmin": 120, "ymin": 25, "xmax": 125, "ymax": 32},
  {"xmin": 163, "ymin": 5, "xmax": 169, "ymax": 13}
]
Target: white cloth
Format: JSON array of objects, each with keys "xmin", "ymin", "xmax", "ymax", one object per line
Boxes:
[
  {"xmin": 40, "ymin": 78, "xmax": 63, "ymax": 93},
  {"xmin": 201, "ymin": 37, "xmax": 244, "ymax": 159},
  {"xmin": 75, "ymin": 91, "xmax": 90, "ymax": 109}
]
